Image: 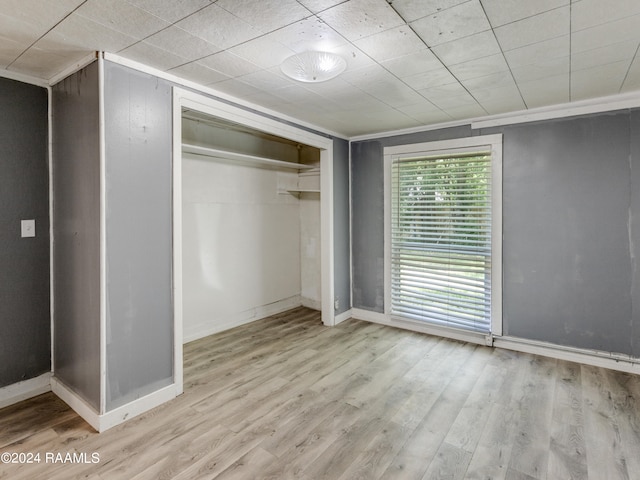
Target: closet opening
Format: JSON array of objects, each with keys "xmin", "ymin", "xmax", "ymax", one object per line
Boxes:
[{"xmin": 171, "ymin": 88, "xmax": 335, "ymax": 394}]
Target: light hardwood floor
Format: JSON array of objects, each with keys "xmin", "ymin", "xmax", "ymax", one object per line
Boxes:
[{"xmin": 2, "ymin": 307, "xmax": 640, "ymax": 479}]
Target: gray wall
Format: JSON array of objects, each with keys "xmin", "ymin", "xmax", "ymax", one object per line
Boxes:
[
  {"xmin": 333, "ymin": 137, "xmax": 350, "ymax": 314},
  {"xmin": 103, "ymin": 62, "xmax": 174, "ymax": 411},
  {"xmin": 0, "ymin": 77, "xmax": 50, "ymax": 388},
  {"xmin": 351, "ymin": 114, "xmax": 640, "ymax": 357},
  {"xmin": 52, "ymin": 63, "xmax": 102, "ymax": 409}
]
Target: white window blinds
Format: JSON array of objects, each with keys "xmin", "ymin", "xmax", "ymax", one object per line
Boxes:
[{"xmin": 390, "ymin": 149, "xmax": 493, "ymax": 333}]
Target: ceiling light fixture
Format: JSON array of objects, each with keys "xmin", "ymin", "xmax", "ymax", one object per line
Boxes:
[{"xmin": 281, "ymin": 51, "xmax": 347, "ymax": 83}]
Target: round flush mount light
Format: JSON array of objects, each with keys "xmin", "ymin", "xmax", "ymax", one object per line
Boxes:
[{"xmin": 281, "ymin": 51, "xmax": 347, "ymax": 83}]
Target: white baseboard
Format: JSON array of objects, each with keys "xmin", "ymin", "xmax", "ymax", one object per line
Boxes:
[
  {"xmin": 51, "ymin": 377, "xmax": 100, "ymax": 431},
  {"xmin": 183, "ymin": 295, "xmax": 303, "ymax": 343},
  {"xmin": 351, "ymin": 308, "xmax": 640, "ymax": 375},
  {"xmin": 52, "ymin": 377, "xmax": 179, "ymax": 432},
  {"xmin": 334, "ymin": 309, "xmax": 352, "ymax": 325},
  {"xmin": 0, "ymin": 372, "xmax": 52, "ymax": 409},
  {"xmin": 351, "ymin": 308, "xmax": 487, "ymax": 346},
  {"xmin": 98, "ymin": 384, "xmax": 178, "ymax": 432},
  {"xmin": 301, "ymin": 296, "xmax": 322, "ymax": 311},
  {"xmin": 494, "ymin": 336, "xmax": 640, "ymax": 375}
]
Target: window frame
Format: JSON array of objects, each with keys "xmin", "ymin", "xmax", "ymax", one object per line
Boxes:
[{"xmin": 384, "ymin": 134, "xmax": 503, "ymax": 338}]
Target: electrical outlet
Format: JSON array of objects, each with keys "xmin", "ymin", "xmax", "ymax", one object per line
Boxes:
[
  {"xmin": 21, "ymin": 219, "xmax": 35, "ymax": 238},
  {"xmin": 334, "ymin": 298, "xmax": 339, "ymax": 311}
]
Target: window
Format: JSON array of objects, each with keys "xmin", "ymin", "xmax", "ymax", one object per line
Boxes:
[{"xmin": 384, "ymin": 135, "xmax": 502, "ymax": 336}]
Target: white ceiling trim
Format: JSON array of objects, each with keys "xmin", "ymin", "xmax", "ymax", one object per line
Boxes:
[
  {"xmin": 0, "ymin": 68, "xmax": 49, "ymax": 88},
  {"xmin": 48, "ymin": 52, "xmax": 99, "ymax": 86},
  {"xmin": 351, "ymin": 89, "xmax": 640, "ymax": 141},
  {"xmin": 102, "ymin": 52, "xmax": 347, "ymax": 141}
]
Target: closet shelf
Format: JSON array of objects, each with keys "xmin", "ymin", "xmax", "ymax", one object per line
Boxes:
[{"xmin": 182, "ymin": 143, "xmax": 315, "ymax": 170}]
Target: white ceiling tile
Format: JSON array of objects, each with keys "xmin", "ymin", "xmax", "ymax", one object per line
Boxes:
[
  {"xmin": 76, "ymin": 0, "xmax": 170, "ymax": 39},
  {"xmin": 119, "ymin": 41, "xmax": 189, "ymax": 70},
  {"xmin": 360, "ymin": 78, "xmax": 429, "ymax": 107},
  {"xmin": 401, "ymin": 67, "xmax": 458, "ymax": 90},
  {"xmin": 429, "ymin": 91, "xmax": 478, "ymax": 109},
  {"xmin": 176, "ymin": 3, "xmax": 262, "ymax": 49},
  {"xmin": 571, "ymin": 60, "xmax": 629, "ymax": 101},
  {"xmin": 571, "ymin": 0, "xmax": 640, "ymax": 31},
  {"xmin": 571, "ymin": 40, "xmax": 638, "ymax": 72},
  {"xmin": 471, "ymin": 83, "xmax": 524, "ymax": 105},
  {"xmin": 318, "ymin": 0, "xmax": 405, "ymax": 41},
  {"xmin": 418, "ymin": 81, "xmax": 470, "ymax": 101},
  {"xmin": 144, "ymin": 26, "xmax": 221, "ymax": 62},
  {"xmin": 228, "ymin": 37, "xmax": 296, "ymax": 69},
  {"xmin": 209, "ymin": 78, "xmax": 265, "ymax": 98},
  {"xmin": 410, "ymin": 0, "xmax": 491, "ymax": 47},
  {"xmin": 238, "ymin": 68, "xmax": 293, "ymax": 91},
  {"xmin": 340, "ymin": 63, "xmax": 395, "ymax": 87},
  {"xmin": 0, "ymin": 0, "xmax": 84, "ymax": 37},
  {"xmin": 447, "ymin": 54, "xmax": 509, "ymax": 81},
  {"xmin": 442, "ymin": 102, "xmax": 487, "ymax": 119},
  {"xmin": 215, "ymin": 0, "xmax": 312, "ymax": 33},
  {"xmin": 168, "ymin": 61, "xmax": 231, "ymax": 85},
  {"xmin": 503, "ymin": 36, "xmax": 569, "ymax": 68},
  {"xmin": 330, "ymin": 44, "xmax": 378, "ymax": 71},
  {"xmin": 36, "ymin": 13, "xmax": 138, "ymax": 54},
  {"xmin": 0, "ymin": 34, "xmax": 26, "ymax": 67},
  {"xmin": 266, "ymin": 17, "xmax": 348, "ymax": 53},
  {"xmin": 571, "ymin": 16, "xmax": 640, "ymax": 54},
  {"xmin": 7, "ymin": 46, "xmax": 82, "ymax": 78},
  {"xmin": 432, "ymin": 30, "xmax": 501, "ymax": 65},
  {"xmin": 354, "ymin": 25, "xmax": 426, "ymax": 62},
  {"xmin": 621, "ymin": 56, "xmax": 640, "ymax": 93},
  {"xmin": 388, "ymin": 0, "xmax": 470, "ymax": 23},
  {"xmin": 198, "ymin": 51, "xmax": 262, "ymax": 77},
  {"xmin": 481, "ymin": 0, "xmax": 567, "ymax": 27},
  {"xmin": 518, "ymin": 74, "xmax": 570, "ymax": 108},
  {"xmin": 494, "ymin": 7, "xmax": 569, "ymax": 51},
  {"xmin": 511, "ymin": 56, "xmax": 570, "ymax": 83},
  {"xmin": 296, "ymin": 0, "xmax": 345, "ymax": 14},
  {"xmin": 126, "ymin": 0, "xmax": 211, "ymax": 23},
  {"xmin": 381, "ymin": 49, "xmax": 443, "ymax": 78},
  {"xmin": 461, "ymin": 70, "xmax": 516, "ymax": 90}
]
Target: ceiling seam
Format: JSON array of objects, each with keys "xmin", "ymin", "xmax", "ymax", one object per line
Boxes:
[
  {"xmin": 7, "ymin": 1, "xmax": 89, "ymax": 70},
  {"xmin": 478, "ymin": 0, "xmax": 528, "ymax": 111},
  {"xmin": 569, "ymin": 0, "xmax": 572, "ymax": 102},
  {"xmin": 619, "ymin": 43, "xmax": 640, "ymax": 94},
  {"xmin": 386, "ymin": 2, "xmax": 489, "ymax": 117}
]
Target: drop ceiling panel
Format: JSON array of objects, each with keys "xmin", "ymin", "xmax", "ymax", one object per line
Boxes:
[
  {"xmin": 2, "ymin": 0, "xmax": 640, "ymax": 137},
  {"xmin": 143, "ymin": 26, "xmax": 222, "ymax": 62},
  {"xmin": 432, "ymin": 30, "xmax": 501, "ymax": 65},
  {"xmin": 266, "ymin": 17, "xmax": 348, "ymax": 54},
  {"xmin": 215, "ymin": 0, "xmax": 313, "ymax": 33},
  {"xmin": 126, "ymin": 0, "xmax": 212, "ymax": 23},
  {"xmin": 175, "ymin": 4, "xmax": 262, "ymax": 49},
  {"xmin": 318, "ymin": 0, "xmax": 405, "ymax": 41},
  {"xmin": 381, "ymin": 49, "xmax": 443, "ymax": 78},
  {"xmin": 354, "ymin": 25, "xmax": 426, "ymax": 62},
  {"xmin": 388, "ymin": 0, "xmax": 470, "ymax": 23},
  {"xmin": 76, "ymin": 0, "xmax": 171, "ymax": 39},
  {"xmin": 481, "ymin": 0, "xmax": 568, "ymax": 27},
  {"xmin": 494, "ymin": 7, "xmax": 569, "ymax": 52},
  {"xmin": 410, "ymin": 0, "xmax": 491, "ymax": 47}
]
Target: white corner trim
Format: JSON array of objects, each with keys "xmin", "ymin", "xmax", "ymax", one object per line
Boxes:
[
  {"xmin": 48, "ymin": 52, "xmax": 99, "ymax": 86},
  {"xmin": 103, "ymin": 53, "xmax": 346, "ymax": 140},
  {"xmin": 97, "ymin": 384, "xmax": 178, "ymax": 432},
  {"xmin": 0, "ymin": 373, "xmax": 52, "ymax": 409},
  {"xmin": 50, "ymin": 377, "xmax": 100, "ymax": 432},
  {"xmin": 494, "ymin": 336, "xmax": 640, "ymax": 375},
  {"xmin": 0, "ymin": 68, "xmax": 49, "ymax": 88},
  {"xmin": 334, "ymin": 309, "xmax": 352, "ymax": 325}
]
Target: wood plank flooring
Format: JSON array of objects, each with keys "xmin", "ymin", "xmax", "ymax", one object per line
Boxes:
[{"xmin": 2, "ymin": 307, "xmax": 640, "ymax": 479}]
